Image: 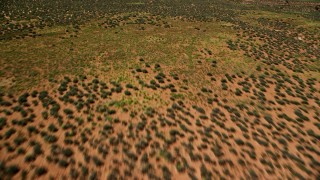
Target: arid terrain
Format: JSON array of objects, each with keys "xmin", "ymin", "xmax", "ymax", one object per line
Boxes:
[{"xmin": 0, "ymin": 0, "xmax": 319, "ymax": 179}]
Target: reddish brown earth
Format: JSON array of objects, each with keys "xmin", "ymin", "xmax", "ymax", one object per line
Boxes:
[{"xmin": 0, "ymin": 60, "xmax": 319, "ymax": 179}]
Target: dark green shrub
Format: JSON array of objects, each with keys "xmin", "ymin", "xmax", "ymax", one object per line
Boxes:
[
  {"xmin": 43, "ymin": 135, "xmax": 58, "ymax": 143},
  {"xmin": 126, "ymin": 84, "xmax": 134, "ymax": 88},
  {"xmin": 235, "ymin": 88, "xmax": 242, "ymax": 96},
  {"xmin": 48, "ymin": 124, "xmax": 58, "ymax": 132},
  {"xmin": 58, "ymin": 159, "xmax": 69, "ymax": 168},
  {"xmin": 81, "ymin": 166, "xmax": 89, "ymax": 176},
  {"xmin": 14, "ymin": 136, "xmax": 27, "ymax": 146},
  {"xmin": 42, "ymin": 111, "xmax": 49, "ymax": 120},
  {"xmin": 124, "ymin": 90, "xmax": 131, "ymax": 96},
  {"xmin": 115, "ymin": 86, "xmax": 123, "ymax": 93},
  {"xmin": 0, "ymin": 117, "xmax": 7, "ymax": 130},
  {"xmin": 162, "ymin": 165, "xmax": 171, "ymax": 180},
  {"xmin": 89, "ymin": 171, "xmax": 98, "ymax": 180},
  {"xmin": 33, "ymin": 144, "xmax": 43, "ymax": 154},
  {"xmin": 25, "ymin": 154, "xmax": 36, "ymax": 162},
  {"xmin": 200, "ymin": 164, "xmax": 212, "ymax": 179},
  {"xmin": 18, "ymin": 93, "xmax": 29, "ymax": 104},
  {"xmin": 6, "ymin": 165, "xmax": 20, "ymax": 176},
  {"xmin": 34, "ymin": 167, "xmax": 48, "ymax": 176},
  {"xmin": 140, "ymin": 153, "xmax": 149, "ymax": 163},
  {"xmin": 5, "ymin": 128, "xmax": 16, "ymax": 139},
  {"xmin": 92, "ymin": 156, "xmax": 104, "ymax": 166},
  {"xmin": 27, "ymin": 126, "xmax": 39, "ymax": 134},
  {"xmin": 17, "ymin": 147, "xmax": 26, "ymax": 154},
  {"xmin": 63, "ymin": 108, "xmax": 73, "ymax": 115},
  {"xmin": 235, "ymin": 139, "xmax": 245, "ymax": 146},
  {"xmin": 62, "ymin": 148, "xmax": 74, "ymax": 158},
  {"xmin": 211, "ymin": 144, "xmax": 223, "ymax": 157},
  {"xmin": 38, "ymin": 91, "xmax": 48, "ymax": 100},
  {"xmin": 31, "ymin": 90, "xmax": 38, "ymax": 97},
  {"xmin": 70, "ymin": 168, "xmax": 79, "ymax": 179}
]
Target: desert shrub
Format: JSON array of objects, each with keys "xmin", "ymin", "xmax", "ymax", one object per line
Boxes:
[
  {"xmin": 192, "ymin": 105, "xmax": 205, "ymax": 114},
  {"xmin": 175, "ymin": 161, "xmax": 185, "ymax": 173},
  {"xmin": 2, "ymin": 109, "xmax": 12, "ymax": 116},
  {"xmin": 33, "ymin": 144, "xmax": 43, "ymax": 154},
  {"xmin": 48, "ymin": 124, "xmax": 58, "ymax": 132},
  {"xmin": 107, "ymin": 109, "xmax": 116, "ymax": 115},
  {"xmin": 141, "ymin": 163, "xmax": 153, "ymax": 174},
  {"xmin": 81, "ymin": 166, "xmax": 89, "ymax": 177},
  {"xmin": 64, "ymin": 108, "xmax": 73, "ymax": 115},
  {"xmin": 211, "ymin": 144, "xmax": 224, "ymax": 157},
  {"xmin": 12, "ymin": 118, "xmax": 26, "ymax": 127},
  {"xmin": 27, "ymin": 126, "xmax": 39, "ymax": 134},
  {"xmin": 50, "ymin": 104, "xmax": 60, "ymax": 117},
  {"xmin": 0, "ymin": 117, "xmax": 7, "ymax": 130},
  {"xmin": 162, "ymin": 165, "xmax": 172, "ymax": 180},
  {"xmin": 42, "ymin": 111, "xmax": 49, "ymax": 120},
  {"xmin": 34, "ymin": 167, "xmax": 48, "ymax": 176},
  {"xmin": 140, "ymin": 153, "xmax": 149, "ymax": 163},
  {"xmin": 195, "ymin": 120, "xmax": 202, "ymax": 127},
  {"xmin": 294, "ymin": 109, "xmax": 309, "ymax": 121},
  {"xmin": 58, "ymin": 159, "xmax": 69, "ymax": 168},
  {"xmin": 254, "ymin": 137, "xmax": 269, "ymax": 147},
  {"xmin": 126, "ymin": 84, "xmax": 134, "ymax": 89},
  {"xmin": 5, "ymin": 128, "xmax": 16, "ymax": 139},
  {"xmin": 199, "ymin": 115, "xmax": 208, "ymax": 120},
  {"xmin": 43, "ymin": 134, "xmax": 58, "ymax": 143},
  {"xmin": 124, "ymin": 90, "xmax": 131, "ymax": 96},
  {"xmin": 25, "ymin": 154, "xmax": 36, "ymax": 162},
  {"xmin": 278, "ymin": 138, "xmax": 287, "ymax": 146},
  {"xmin": 155, "ymin": 63, "xmax": 161, "ymax": 69},
  {"xmin": 73, "ymin": 78, "xmax": 79, "ymax": 83},
  {"xmin": 62, "ymin": 148, "xmax": 74, "ymax": 158},
  {"xmin": 306, "ymin": 129, "xmax": 319, "ymax": 139},
  {"xmin": 242, "ymin": 133, "xmax": 250, "ymax": 139},
  {"xmin": 31, "ymin": 90, "xmax": 38, "ymax": 97},
  {"xmin": 145, "ymin": 107, "xmax": 155, "ymax": 117},
  {"xmin": 200, "ymin": 164, "xmax": 212, "ymax": 180},
  {"xmin": 32, "ymin": 100, "xmax": 39, "ymax": 106},
  {"xmin": 89, "ymin": 171, "xmax": 98, "ymax": 180},
  {"xmin": 51, "ymin": 144, "xmax": 62, "ymax": 155},
  {"xmin": 222, "ymin": 83, "xmax": 228, "ymax": 90},
  {"xmin": 18, "ymin": 93, "xmax": 29, "ymax": 104},
  {"xmin": 70, "ymin": 168, "xmax": 80, "ymax": 179},
  {"xmin": 235, "ymin": 88, "xmax": 242, "ymax": 96},
  {"xmin": 92, "ymin": 78, "xmax": 99, "ymax": 84},
  {"xmin": 235, "ymin": 139, "xmax": 245, "ymax": 146},
  {"xmin": 0, "ymin": 100, "xmax": 12, "ymax": 106},
  {"xmin": 6, "ymin": 144, "xmax": 15, "ymax": 152},
  {"xmin": 14, "ymin": 136, "xmax": 27, "ymax": 146},
  {"xmin": 20, "ymin": 170, "xmax": 29, "ymax": 179},
  {"xmin": 115, "ymin": 86, "xmax": 123, "ymax": 93},
  {"xmin": 264, "ymin": 115, "xmax": 274, "ymax": 124},
  {"xmin": 79, "ymin": 75, "xmax": 87, "ymax": 81},
  {"xmin": 5, "ymin": 165, "xmax": 20, "ymax": 176},
  {"xmin": 58, "ymin": 82, "xmax": 68, "ymax": 92},
  {"xmin": 64, "ymin": 77, "xmax": 71, "ymax": 82},
  {"xmin": 103, "ymin": 125, "xmax": 113, "ymax": 133},
  {"xmin": 20, "ymin": 110, "xmax": 28, "ymax": 118},
  {"xmin": 238, "ymin": 158, "xmax": 246, "ymax": 165},
  {"xmin": 249, "ymin": 169, "xmax": 258, "ymax": 179},
  {"xmin": 203, "ymin": 154, "xmax": 214, "ymax": 164},
  {"xmin": 92, "ymin": 156, "xmax": 104, "ymax": 166},
  {"xmin": 17, "ymin": 147, "xmax": 26, "ymax": 155},
  {"xmin": 201, "ymin": 87, "xmax": 208, "ymax": 93}
]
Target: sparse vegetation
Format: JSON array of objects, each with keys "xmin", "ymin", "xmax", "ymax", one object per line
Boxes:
[{"xmin": 0, "ymin": 0, "xmax": 319, "ymax": 179}]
